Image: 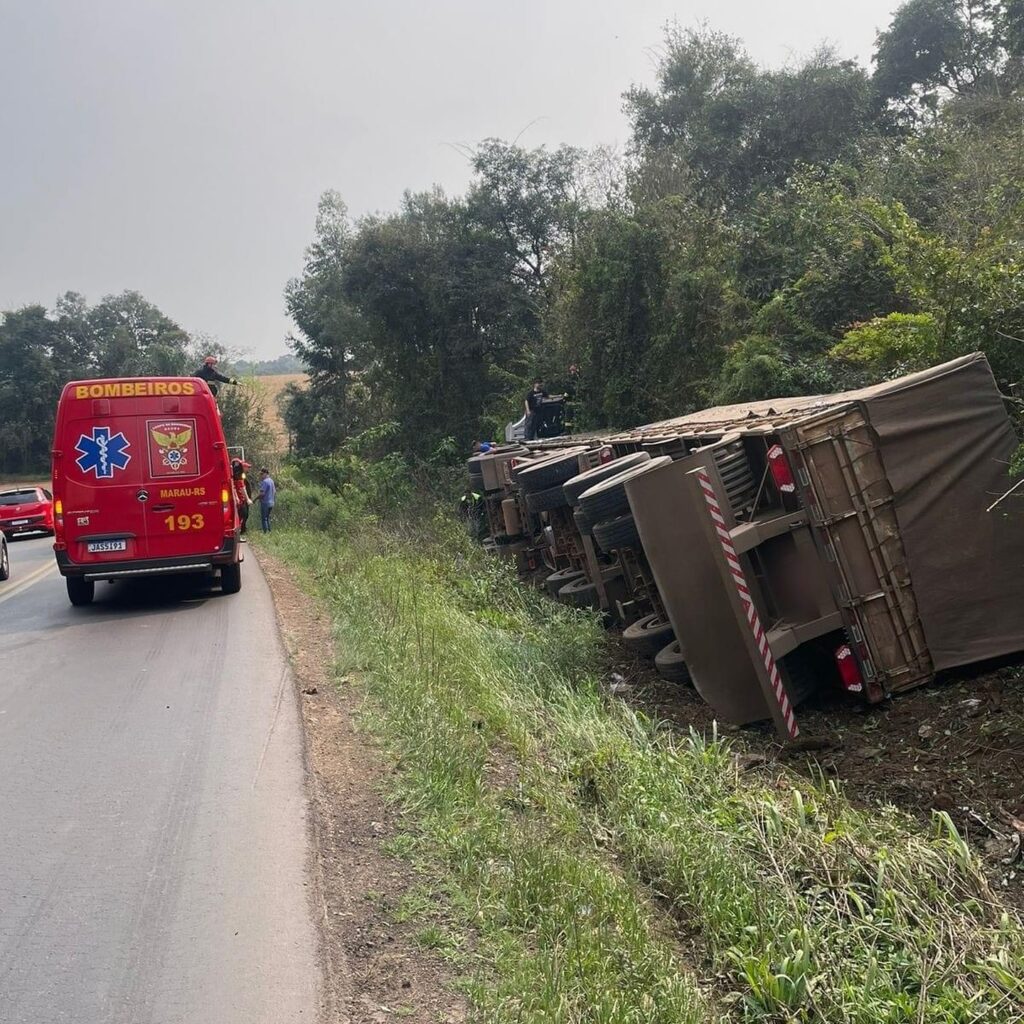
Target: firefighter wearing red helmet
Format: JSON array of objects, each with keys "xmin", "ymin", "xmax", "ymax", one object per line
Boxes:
[{"xmin": 194, "ymin": 355, "xmax": 238, "ymax": 397}]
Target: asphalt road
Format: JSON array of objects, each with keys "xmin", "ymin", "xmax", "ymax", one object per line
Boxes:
[{"xmin": 0, "ymin": 535, "xmax": 321, "ymax": 1023}]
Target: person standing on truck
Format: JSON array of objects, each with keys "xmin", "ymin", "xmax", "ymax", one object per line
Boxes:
[
  {"xmin": 523, "ymin": 379, "xmax": 548, "ymax": 440},
  {"xmin": 231, "ymin": 458, "xmax": 252, "ymax": 538},
  {"xmin": 195, "ymin": 356, "xmax": 238, "ymax": 397},
  {"xmin": 257, "ymin": 467, "xmax": 276, "ymax": 533}
]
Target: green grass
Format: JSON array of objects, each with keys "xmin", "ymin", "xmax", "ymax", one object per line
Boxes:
[{"xmin": 259, "ymin": 503, "xmax": 1024, "ymax": 1024}]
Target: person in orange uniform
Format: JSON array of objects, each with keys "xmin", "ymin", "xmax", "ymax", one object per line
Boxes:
[{"xmin": 231, "ymin": 458, "xmax": 253, "ymax": 538}]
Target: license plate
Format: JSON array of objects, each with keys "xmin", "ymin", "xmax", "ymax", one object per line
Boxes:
[
  {"xmin": 10, "ymin": 519, "xmax": 29, "ymax": 526},
  {"xmin": 87, "ymin": 540, "xmax": 127, "ymax": 553}
]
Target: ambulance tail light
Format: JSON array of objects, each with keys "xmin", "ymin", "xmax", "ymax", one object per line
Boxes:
[
  {"xmin": 52, "ymin": 452, "xmax": 66, "ymax": 549},
  {"xmin": 222, "ymin": 486, "xmax": 235, "ymax": 533},
  {"xmin": 53, "ymin": 499, "xmax": 66, "ymax": 549}
]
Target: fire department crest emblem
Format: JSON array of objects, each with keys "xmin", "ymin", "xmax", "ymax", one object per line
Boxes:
[{"xmin": 147, "ymin": 419, "xmax": 199, "ymax": 478}]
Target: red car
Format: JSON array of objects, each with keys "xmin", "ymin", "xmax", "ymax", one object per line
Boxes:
[{"xmin": 0, "ymin": 487, "xmax": 55, "ymax": 538}]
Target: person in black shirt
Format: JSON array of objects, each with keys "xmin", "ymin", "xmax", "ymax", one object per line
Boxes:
[
  {"xmin": 523, "ymin": 379, "xmax": 548, "ymax": 440},
  {"xmin": 195, "ymin": 356, "xmax": 238, "ymax": 397}
]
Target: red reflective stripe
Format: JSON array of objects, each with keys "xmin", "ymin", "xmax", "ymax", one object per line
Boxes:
[{"xmin": 697, "ymin": 469, "xmax": 799, "ymax": 739}]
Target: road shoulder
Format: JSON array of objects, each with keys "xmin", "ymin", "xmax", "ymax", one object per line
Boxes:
[{"xmin": 255, "ymin": 546, "xmax": 467, "ymax": 1024}]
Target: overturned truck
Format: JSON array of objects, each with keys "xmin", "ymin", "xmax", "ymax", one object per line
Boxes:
[{"xmin": 468, "ymin": 354, "xmax": 1024, "ymax": 738}]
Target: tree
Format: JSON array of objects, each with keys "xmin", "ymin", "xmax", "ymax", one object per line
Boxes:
[
  {"xmin": 467, "ymin": 139, "xmax": 587, "ymax": 294},
  {"xmin": 342, "ymin": 189, "xmax": 534, "ymax": 452},
  {"xmin": 873, "ymin": 0, "xmax": 1010, "ymax": 116},
  {"xmin": 284, "ymin": 191, "xmax": 372, "ymax": 452},
  {"xmin": 625, "ymin": 26, "xmax": 880, "ymax": 205},
  {"xmin": 0, "ymin": 292, "xmax": 249, "ymax": 474},
  {"xmin": 548, "ymin": 197, "xmax": 741, "ymax": 427},
  {"xmin": 0, "ymin": 306, "xmax": 72, "ymax": 473},
  {"xmin": 86, "ymin": 291, "xmax": 192, "ymax": 377}
]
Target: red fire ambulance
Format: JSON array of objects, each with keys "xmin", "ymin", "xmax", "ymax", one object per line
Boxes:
[{"xmin": 51, "ymin": 377, "xmax": 242, "ymax": 606}]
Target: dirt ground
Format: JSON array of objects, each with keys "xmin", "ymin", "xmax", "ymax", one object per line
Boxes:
[
  {"xmin": 614, "ymin": 646, "xmax": 1024, "ymax": 905},
  {"xmin": 257, "ymin": 548, "xmax": 467, "ymax": 1024}
]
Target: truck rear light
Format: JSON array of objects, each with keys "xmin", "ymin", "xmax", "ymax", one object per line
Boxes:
[
  {"xmin": 834, "ymin": 644, "xmax": 864, "ymax": 693},
  {"xmin": 767, "ymin": 444, "xmax": 796, "ymax": 494}
]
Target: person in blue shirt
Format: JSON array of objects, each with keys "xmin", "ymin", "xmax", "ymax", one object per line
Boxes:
[{"xmin": 257, "ymin": 467, "xmax": 276, "ymax": 533}]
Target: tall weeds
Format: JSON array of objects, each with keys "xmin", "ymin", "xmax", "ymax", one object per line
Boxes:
[{"xmin": 261, "ymin": 499, "xmax": 1024, "ymax": 1023}]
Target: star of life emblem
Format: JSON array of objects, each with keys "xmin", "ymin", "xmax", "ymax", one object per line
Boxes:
[{"xmin": 75, "ymin": 427, "xmax": 132, "ymax": 479}]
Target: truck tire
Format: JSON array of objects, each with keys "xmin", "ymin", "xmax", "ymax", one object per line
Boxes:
[
  {"xmin": 545, "ymin": 567, "xmax": 584, "ymax": 597},
  {"xmin": 622, "ymin": 614, "xmax": 675, "ymax": 656},
  {"xmin": 558, "ymin": 575, "xmax": 599, "ymax": 609},
  {"xmin": 654, "ymin": 641, "xmax": 691, "ymax": 684},
  {"xmin": 220, "ymin": 562, "xmax": 242, "ymax": 595},
  {"xmin": 593, "ymin": 513, "xmax": 641, "ymax": 553},
  {"xmin": 0, "ymin": 541, "xmax": 8, "ymax": 581},
  {"xmin": 562, "ymin": 452, "xmax": 651, "ymax": 506},
  {"xmin": 516, "ymin": 449, "xmax": 586, "ymax": 494},
  {"xmin": 573, "ymin": 508, "xmax": 593, "ymax": 537},
  {"xmin": 67, "ymin": 576, "xmax": 95, "ymax": 607},
  {"xmin": 526, "ymin": 482, "xmax": 571, "ymax": 515},
  {"xmin": 577, "ymin": 456, "xmax": 672, "ymax": 523}
]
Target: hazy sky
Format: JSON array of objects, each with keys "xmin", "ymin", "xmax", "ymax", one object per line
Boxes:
[{"xmin": 0, "ymin": 0, "xmax": 901, "ymax": 360}]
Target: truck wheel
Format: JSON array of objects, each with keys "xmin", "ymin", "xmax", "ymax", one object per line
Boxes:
[
  {"xmin": 220, "ymin": 562, "xmax": 242, "ymax": 595},
  {"xmin": 622, "ymin": 613, "xmax": 675, "ymax": 656},
  {"xmin": 544, "ymin": 567, "xmax": 584, "ymax": 597},
  {"xmin": 573, "ymin": 508, "xmax": 594, "ymax": 536},
  {"xmin": 577, "ymin": 457, "xmax": 671, "ymax": 523},
  {"xmin": 562, "ymin": 452, "xmax": 651, "ymax": 506},
  {"xmin": 0, "ymin": 542, "xmax": 9, "ymax": 581},
  {"xmin": 526, "ymin": 482, "xmax": 571, "ymax": 514},
  {"xmin": 515, "ymin": 449, "xmax": 586, "ymax": 494},
  {"xmin": 66, "ymin": 576, "xmax": 95, "ymax": 607},
  {"xmin": 654, "ymin": 641, "xmax": 691, "ymax": 684},
  {"xmin": 558, "ymin": 575, "xmax": 599, "ymax": 609},
  {"xmin": 593, "ymin": 513, "xmax": 641, "ymax": 553}
]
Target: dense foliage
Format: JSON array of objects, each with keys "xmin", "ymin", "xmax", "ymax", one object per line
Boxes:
[
  {"xmin": 285, "ymin": 0, "xmax": 1024, "ymax": 455},
  {"xmin": 0, "ymin": 290, "xmax": 271, "ymax": 474}
]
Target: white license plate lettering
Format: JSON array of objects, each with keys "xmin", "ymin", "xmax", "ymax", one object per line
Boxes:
[{"xmin": 87, "ymin": 540, "xmax": 127, "ymax": 553}]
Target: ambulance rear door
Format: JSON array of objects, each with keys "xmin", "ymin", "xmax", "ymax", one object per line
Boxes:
[
  {"xmin": 59, "ymin": 405, "xmax": 150, "ymax": 565},
  {"xmin": 141, "ymin": 411, "xmax": 229, "ymax": 562}
]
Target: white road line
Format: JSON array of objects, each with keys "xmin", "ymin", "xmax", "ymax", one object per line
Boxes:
[{"xmin": 0, "ymin": 560, "xmax": 57, "ymax": 606}]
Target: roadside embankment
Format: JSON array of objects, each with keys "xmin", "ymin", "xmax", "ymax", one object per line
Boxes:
[{"xmin": 259, "ymin": 494, "xmax": 1024, "ymax": 1023}]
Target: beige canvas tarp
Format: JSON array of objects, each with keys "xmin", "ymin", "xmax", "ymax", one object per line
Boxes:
[{"xmin": 853, "ymin": 353, "xmax": 1024, "ymax": 669}]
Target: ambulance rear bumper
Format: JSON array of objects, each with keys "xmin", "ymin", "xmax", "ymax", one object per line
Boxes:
[{"xmin": 56, "ymin": 537, "xmax": 240, "ymax": 581}]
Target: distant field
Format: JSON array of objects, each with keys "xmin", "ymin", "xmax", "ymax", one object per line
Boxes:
[{"xmin": 249, "ymin": 373, "xmax": 307, "ymax": 452}]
